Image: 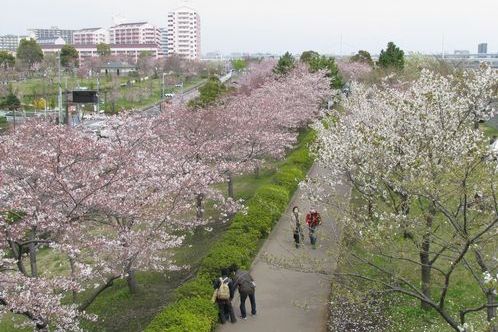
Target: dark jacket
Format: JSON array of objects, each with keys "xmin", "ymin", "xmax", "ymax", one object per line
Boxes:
[
  {"xmin": 213, "ymin": 276, "xmax": 235, "ymax": 301},
  {"xmin": 233, "ymin": 270, "xmax": 255, "ymax": 295}
]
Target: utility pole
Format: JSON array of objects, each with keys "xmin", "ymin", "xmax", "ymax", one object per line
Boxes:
[
  {"xmin": 162, "ymin": 72, "xmax": 166, "ymax": 100},
  {"xmin": 65, "ymin": 92, "xmax": 70, "ymax": 126},
  {"xmin": 442, "ymin": 33, "xmax": 445, "ymax": 59},
  {"xmin": 57, "ymin": 51, "xmax": 63, "ymax": 124},
  {"xmin": 96, "ymin": 76, "xmax": 100, "ymax": 114}
]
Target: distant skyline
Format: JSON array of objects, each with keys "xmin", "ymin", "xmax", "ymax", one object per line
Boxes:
[{"xmin": 0, "ymin": 0, "xmax": 497, "ymax": 55}]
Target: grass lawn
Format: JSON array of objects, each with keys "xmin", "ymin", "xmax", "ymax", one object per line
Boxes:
[
  {"xmin": 482, "ymin": 122, "xmax": 498, "ymax": 138},
  {"xmin": 0, "ymin": 167, "xmax": 275, "ymax": 332}
]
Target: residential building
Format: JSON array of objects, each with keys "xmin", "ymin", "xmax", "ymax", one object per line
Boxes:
[
  {"xmin": 37, "ymin": 37, "xmax": 66, "ymax": 46},
  {"xmin": 167, "ymin": 6, "xmax": 201, "ymax": 60},
  {"xmin": 160, "ymin": 27, "xmax": 168, "ymax": 56},
  {"xmin": 28, "ymin": 27, "xmax": 75, "ymax": 44},
  {"xmin": 478, "ymin": 43, "xmax": 488, "ymax": 54},
  {"xmin": 0, "ymin": 34, "xmax": 28, "ymax": 52},
  {"xmin": 41, "ymin": 43, "xmax": 160, "ymax": 63},
  {"xmin": 109, "ymin": 22, "xmax": 161, "ymax": 46},
  {"xmin": 73, "ymin": 28, "xmax": 109, "ymax": 45}
]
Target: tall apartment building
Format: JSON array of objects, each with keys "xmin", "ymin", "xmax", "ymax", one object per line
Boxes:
[
  {"xmin": 160, "ymin": 28, "xmax": 168, "ymax": 56},
  {"xmin": 109, "ymin": 22, "xmax": 161, "ymax": 46},
  {"xmin": 478, "ymin": 43, "xmax": 488, "ymax": 54},
  {"xmin": 73, "ymin": 28, "xmax": 109, "ymax": 45},
  {"xmin": 166, "ymin": 6, "xmax": 201, "ymax": 60},
  {"xmin": 28, "ymin": 27, "xmax": 74, "ymax": 44},
  {"xmin": 0, "ymin": 34, "xmax": 28, "ymax": 52}
]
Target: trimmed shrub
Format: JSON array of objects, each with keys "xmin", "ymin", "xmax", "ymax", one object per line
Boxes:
[
  {"xmin": 274, "ymin": 166, "xmax": 304, "ymax": 192},
  {"xmin": 253, "ymin": 185, "xmax": 289, "ymax": 213},
  {"xmin": 146, "ymin": 298, "xmax": 217, "ymax": 332},
  {"xmin": 175, "ymin": 277, "xmax": 213, "ymax": 300},
  {"xmin": 199, "ymin": 243, "xmax": 252, "ymax": 277}
]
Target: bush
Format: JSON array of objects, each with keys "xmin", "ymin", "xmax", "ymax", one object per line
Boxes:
[
  {"xmin": 274, "ymin": 166, "xmax": 304, "ymax": 191},
  {"xmin": 175, "ymin": 277, "xmax": 213, "ymax": 300},
  {"xmin": 199, "ymin": 243, "xmax": 252, "ymax": 277},
  {"xmin": 145, "ymin": 298, "xmax": 217, "ymax": 332},
  {"xmin": 146, "ymin": 129, "xmax": 315, "ymax": 331}
]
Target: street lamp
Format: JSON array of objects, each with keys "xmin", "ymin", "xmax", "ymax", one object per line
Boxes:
[
  {"xmin": 162, "ymin": 72, "xmax": 166, "ymax": 99},
  {"xmin": 57, "ymin": 51, "xmax": 63, "ymax": 124}
]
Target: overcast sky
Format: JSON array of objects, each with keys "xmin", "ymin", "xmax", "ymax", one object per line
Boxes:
[{"xmin": 1, "ymin": 0, "xmax": 496, "ymax": 55}]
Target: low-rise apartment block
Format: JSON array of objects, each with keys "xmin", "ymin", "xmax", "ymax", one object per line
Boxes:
[
  {"xmin": 109, "ymin": 22, "xmax": 160, "ymax": 46},
  {"xmin": 73, "ymin": 28, "xmax": 109, "ymax": 45}
]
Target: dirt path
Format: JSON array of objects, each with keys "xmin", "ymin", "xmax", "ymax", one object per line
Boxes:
[{"xmin": 217, "ymin": 163, "xmax": 349, "ymax": 332}]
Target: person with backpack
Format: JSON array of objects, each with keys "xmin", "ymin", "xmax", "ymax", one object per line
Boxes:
[
  {"xmin": 306, "ymin": 209, "xmax": 322, "ymax": 249},
  {"xmin": 212, "ymin": 268, "xmax": 237, "ymax": 324},
  {"xmin": 231, "ymin": 265, "xmax": 256, "ymax": 319},
  {"xmin": 290, "ymin": 206, "xmax": 303, "ymax": 248}
]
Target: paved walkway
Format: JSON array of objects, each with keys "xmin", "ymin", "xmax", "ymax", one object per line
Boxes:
[{"xmin": 218, "ymin": 163, "xmax": 349, "ymax": 332}]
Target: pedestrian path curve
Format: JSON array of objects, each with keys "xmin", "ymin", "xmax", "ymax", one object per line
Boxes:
[{"xmin": 217, "ymin": 163, "xmax": 349, "ymax": 332}]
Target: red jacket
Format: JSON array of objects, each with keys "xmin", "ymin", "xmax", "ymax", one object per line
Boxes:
[{"xmin": 306, "ymin": 212, "xmax": 321, "ymax": 227}]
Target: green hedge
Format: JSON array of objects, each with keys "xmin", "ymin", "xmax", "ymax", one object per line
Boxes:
[{"xmin": 145, "ymin": 129, "xmax": 315, "ymax": 332}]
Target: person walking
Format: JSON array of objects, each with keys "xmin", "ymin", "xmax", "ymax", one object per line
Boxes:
[
  {"xmin": 232, "ymin": 265, "xmax": 256, "ymax": 320},
  {"xmin": 213, "ymin": 268, "xmax": 237, "ymax": 324},
  {"xmin": 290, "ymin": 206, "xmax": 303, "ymax": 248},
  {"xmin": 306, "ymin": 209, "xmax": 321, "ymax": 249}
]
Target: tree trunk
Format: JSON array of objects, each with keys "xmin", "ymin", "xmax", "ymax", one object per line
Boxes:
[
  {"xmin": 69, "ymin": 257, "xmax": 77, "ymax": 302},
  {"xmin": 8, "ymin": 240, "xmax": 27, "ymax": 276},
  {"xmin": 78, "ymin": 276, "xmax": 119, "ymax": 311},
  {"xmin": 126, "ymin": 268, "xmax": 139, "ymax": 294},
  {"xmin": 487, "ymin": 291, "xmax": 497, "ymax": 328},
  {"xmin": 196, "ymin": 193, "xmax": 204, "ymax": 220},
  {"xmin": 254, "ymin": 165, "xmax": 260, "ymax": 179},
  {"xmin": 400, "ymin": 193, "xmax": 412, "ymax": 239},
  {"xmin": 419, "ymin": 207, "xmax": 434, "ymax": 310},
  {"xmin": 36, "ymin": 323, "xmax": 48, "ymax": 332},
  {"xmin": 29, "ymin": 227, "xmax": 38, "ymax": 277},
  {"xmin": 227, "ymin": 171, "xmax": 234, "ymax": 198},
  {"xmin": 474, "ymin": 250, "xmax": 497, "ymax": 327}
]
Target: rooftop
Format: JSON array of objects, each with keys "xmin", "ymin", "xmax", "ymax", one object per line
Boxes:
[
  {"xmin": 75, "ymin": 28, "xmax": 103, "ymax": 32},
  {"xmin": 100, "ymin": 61, "xmax": 136, "ymax": 69},
  {"xmin": 111, "ymin": 22, "xmax": 149, "ymax": 28}
]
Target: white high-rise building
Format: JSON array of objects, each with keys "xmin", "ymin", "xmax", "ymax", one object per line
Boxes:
[{"xmin": 167, "ymin": 6, "xmax": 201, "ymax": 60}]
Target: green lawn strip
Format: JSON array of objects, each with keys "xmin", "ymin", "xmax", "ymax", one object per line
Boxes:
[{"xmin": 145, "ymin": 129, "xmax": 316, "ymax": 332}]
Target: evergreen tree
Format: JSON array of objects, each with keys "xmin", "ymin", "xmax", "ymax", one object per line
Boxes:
[
  {"xmin": 350, "ymin": 50, "xmax": 374, "ymax": 67},
  {"xmin": 60, "ymin": 45, "xmax": 79, "ymax": 68},
  {"xmin": 273, "ymin": 52, "xmax": 295, "ymax": 75},
  {"xmin": 16, "ymin": 39, "xmax": 43, "ymax": 70},
  {"xmin": 378, "ymin": 42, "xmax": 405, "ymax": 70}
]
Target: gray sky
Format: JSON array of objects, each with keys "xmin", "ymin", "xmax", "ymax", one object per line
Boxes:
[{"xmin": 1, "ymin": 0, "xmax": 496, "ymax": 55}]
